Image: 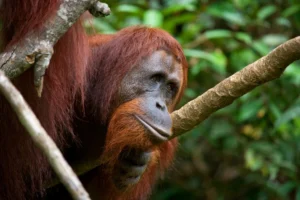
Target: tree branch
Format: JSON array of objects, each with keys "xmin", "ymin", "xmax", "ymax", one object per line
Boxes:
[
  {"xmin": 0, "ymin": 0, "xmax": 110, "ymax": 96},
  {"xmin": 171, "ymin": 36, "xmax": 300, "ymax": 138},
  {"xmin": 0, "ymin": 71, "xmax": 91, "ymax": 200}
]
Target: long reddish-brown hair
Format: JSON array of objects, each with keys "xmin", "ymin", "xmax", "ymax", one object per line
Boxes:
[
  {"xmin": 87, "ymin": 26, "xmax": 188, "ymax": 123},
  {"xmin": 0, "ymin": 1, "xmax": 188, "ymax": 197},
  {"xmin": 85, "ymin": 26, "xmax": 188, "ymax": 200},
  {"xmin": 0, "ymin": 0, "xmax": 88, "ymax": 199}
]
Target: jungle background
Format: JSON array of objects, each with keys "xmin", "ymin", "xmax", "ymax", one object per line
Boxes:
[{"xmin": 88, "ymin": 0, "xmax": 300, "ymax": 199}]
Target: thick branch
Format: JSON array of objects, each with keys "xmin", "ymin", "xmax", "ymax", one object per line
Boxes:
[
  {"xmin": 0, "ymin": 0, "xmax": 110, "ymax": 95},
  {"xmin": 0, "ymin": 71, "xmax": 91, "ymax": 200},
  {"xmin": 171, "ymin": 36, "xmax": 300, "ymax": 138}
]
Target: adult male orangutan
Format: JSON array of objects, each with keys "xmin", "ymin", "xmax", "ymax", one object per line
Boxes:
[{"xmin": 0, "ymin": 1, "xmax": 188, "ymax": 199}]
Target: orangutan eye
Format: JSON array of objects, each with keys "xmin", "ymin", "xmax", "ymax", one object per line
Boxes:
[
  {"xmin": 150, "ymin": 73, "xmax": 165, "ymax": 83},
  {"xmin": 166, "ymin": 82, "xmax": 178, "ymax": 96}
]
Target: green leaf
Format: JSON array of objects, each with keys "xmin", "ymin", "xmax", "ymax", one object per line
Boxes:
[
  {"xmin": 257, "ymin": 5, "xmax": 277, "ymax": 20},
  {"xmin": 261, "ymin": 34, "xmax": 288, "ymax": 46},
  {"xmin": 143, "ymin": 10, "xmax": 163, "ymax": 27},
  {"xmin": 237, "ymin": 100, "xmax": 263, "ymax": 122},
  {"xmin": 116, "ymin": 4, "xmax": 143, "ymax": 15},
  {"xmin": 162, "ymin": 4, "xmax": 196, "ymax": 16},
  {"xmin": 210, "ymin": 121, "xmax": 233, "ymax": 140},
  {"xmin": 235, "ymin": 32, "xmax": 252, "ymax": 44},
  {"xmin": 282, "ymin": 5, "xmax": 300, "ymax": 17},
  {"xmin": 163, "ymin": 14, "xmax": 195, "ymax": 32},
  {"xmin": 230, "ymin": 49, "xmax": 256, "ymax": 71},
  {"xmin": 276, "ymin": 17, "xmax": 291, "ymax": 27},
  {"xmin": 185, "ymin": 88, "xmax": 197, "ymax": 99},
  {"xmin": 204, "ymin": 29, "xmax": 232, "ymax": 39},
  {"xmin": 190, "ymin": 62, "xmax": 206, "ymax": 76},
  {"xmin": 245, "ymin": 149, "xmax": 263, "ymax": 171},
  {"xmin": 207, "ymin": 2, "xmax": 246, "ymax": 26},
  {"xmin": 269, "ymin": 102, "xmax": 281, "ymax": 119},
  {"xmin": 284, "ymin": 62, "xmax": 300, "ymax": 85},
  {"xmin": 252, "ymin": 41, "xmax": 270, "ymax": 55},
  {"xmin": 268, "ymin": 164, "xmax": 279, "ymax": 180},
  {"xmin": 184, "ymin": 49, "xmax": 226, "ymax": 75},
  {"xmin": 210, "ymin": 50, "xmax": 227, "ymax": 75},
  {"xmin": 275, "ymin": 106, "xmax": 300, "ymax": 129}
]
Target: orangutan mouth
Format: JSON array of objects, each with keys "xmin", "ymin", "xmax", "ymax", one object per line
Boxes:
[{"xmin": 134, "ymin": 115, "xmax": 171, "ymax": 142}]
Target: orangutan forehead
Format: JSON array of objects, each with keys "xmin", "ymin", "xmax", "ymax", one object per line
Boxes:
[{"xmin": 141, "ymin": 50, "xmax": 182, "ymax": 73}]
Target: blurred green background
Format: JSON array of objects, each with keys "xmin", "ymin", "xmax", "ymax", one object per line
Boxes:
[{"xmin": 89, "ymin": 0, "xmax": 300, "ymax": 199}]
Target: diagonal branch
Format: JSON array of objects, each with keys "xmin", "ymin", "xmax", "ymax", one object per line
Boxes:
[
  {"xmin": 0, "ymin": 70, "xmax": 90, "ymax": 200},
  {"xmin": 171, "ymin": 36, "xmax": 300, "ymax": 138}
]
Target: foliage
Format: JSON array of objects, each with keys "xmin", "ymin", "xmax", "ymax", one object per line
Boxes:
[{"xmin": 90, "ymin": 0, "xmax": 300, "ymax": 199}]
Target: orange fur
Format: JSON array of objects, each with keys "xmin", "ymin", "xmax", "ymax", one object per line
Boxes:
[
  {"xmin": 0, "ymin": 1, "xmax": 88, "ymax": 199},
  {"xmin": 97, "ymin": 99, "xmax": 178, "ymax": 199},
  {"xmin": 88, "ymin": 34, "xmax": 114, "ymax": 47},
  {"xmin": 103, "ymin": 99, "xmax": 156, "ymax": 166},
  {"xmin": 76, "ymin": 26, "xmax": 188, "ymax": 200},
  {"xmin": 0, "ymin": 3, "xmax": 187, "ymax": 198}
]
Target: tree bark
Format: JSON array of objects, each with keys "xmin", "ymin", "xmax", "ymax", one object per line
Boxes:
[{"xmin": 171, "ymin": 36, "xmax": 300, "ymax": 138}]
